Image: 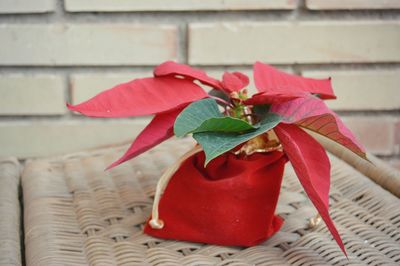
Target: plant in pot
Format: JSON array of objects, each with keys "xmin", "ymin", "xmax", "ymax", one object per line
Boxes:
[{"xmin": 68, "ymin": 61, "xmax": 367, "ymax": 255}]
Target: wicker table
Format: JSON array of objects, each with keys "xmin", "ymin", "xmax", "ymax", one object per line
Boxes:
[{"xmin": 2, "ymin": 138, "xmax": 400, "ymax": 265}]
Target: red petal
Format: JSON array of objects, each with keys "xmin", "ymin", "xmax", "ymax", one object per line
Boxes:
[
  {"xmin": 244, "ymin": 91, "xmax": 305, "ymax": 105},
  {"xmin": 253, "ymin": 62, "xmax": 336, "ymax": 99},
  {"xmin": 270, "ymin": 95, "xmax": 366, "ymax": 159},
  {"xmin": 221, "ymin": 72, "xmax": 249, "ymax": 93},
  {"xmin": 154, "ymin": 61, "xmax": 223, "ymax": 90},
  {"xmin": 106, "ymin": 108, "xmax": 183, "ymax": 170},
  {"xmin": 67, "ymin": 76, "xmax": 207, "ymax": 118},
  {"xmin": 275, "ymin": 124, "xmax": 346, "ymax": 255}
]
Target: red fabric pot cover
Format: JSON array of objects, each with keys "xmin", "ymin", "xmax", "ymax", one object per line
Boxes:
[{"xmin": 144, "ymin": 150, "xmax": 287, "ymax": 247}]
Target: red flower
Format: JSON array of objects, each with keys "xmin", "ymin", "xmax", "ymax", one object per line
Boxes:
[
  {"xmin": 67, "ymin": 74, "xmax": 209, "ymax": 169},
  {"xmin": 245, "ymin": 62, "xmax": 336, "ymax": 104},
  {"xmin": 68, "ymin": 61, "xmax": 367, "ymax": 255}
]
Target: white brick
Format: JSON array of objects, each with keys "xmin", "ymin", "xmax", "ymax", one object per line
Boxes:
[
  {"xmin": 306, "ymin": 0, "xmax": 400, "ymax": 10},
  {"xmin": 65, "ymin": 0, "xmax": 296, "ymax": 12},
  {"xmin": 0, "ymin": 0, "xmax": 54, "ymax": 14},
  {"xmin": 71, "ymin": 72, "xmax": 153, "ymax": 104},
  {"xmin": 341, "ymin": 116, "xmax": 398, "ymax": 156},
  {"xmin": 0, "ymin": 75, "xmax": 66, "ymax": 115},
  {"xmin": 395, "ymin": 120, "xmax": 400, "ymax": 154},
  {"xmin": 0, "ymin": 24, "xmax": 177, "ymax": 66},
  {"xmin": 188, "ymin": 22, "xmax": 400, "ymax": 65},
  {"xmin": 302, "ymin": 70, "xmax": 400, "ymax": 110},
  {"xmin": 0, "ymin": 120, "xmax": 150, "ymax": 158}
]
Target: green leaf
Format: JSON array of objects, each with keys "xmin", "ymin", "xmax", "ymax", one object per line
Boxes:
[
  {"xmin": 174, "ymin": 98, "xmax": 222, "ymax": 137},
  {"xmin": 208, "ymin": 89, "xmax": 230, "ymax": 103},
  {"xmin": 253, "ymin": 104, "xmax": 270, "ymax": 121},
  {"xmin": 193, "ymin": 113, "xmax": 282, "ymax": 166},
  {"xmin": 193, "ymin": 116, "xmax": 257, "ymax": 134},
  {"xmin": 174, "ymin": 98, "xmax": 257, "ymax": 137}
]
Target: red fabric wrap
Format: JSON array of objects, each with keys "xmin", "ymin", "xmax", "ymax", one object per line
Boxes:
[{"xmin": 144, "ymin": 150, "xmax": 287, "ymax": 246}]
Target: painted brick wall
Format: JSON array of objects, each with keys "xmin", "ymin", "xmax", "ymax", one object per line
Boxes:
[{"xmin": 0, "ymin": 0, "xmax": 399, "ymax": 169}]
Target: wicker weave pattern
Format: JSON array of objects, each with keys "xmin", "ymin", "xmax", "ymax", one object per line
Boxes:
[
  {"xmin": 0, "ymin": 157, "xmax": 22, "ymax": 266},
  {"xmin": 22, "ymin": 139, "xmax": 400, "ymax": 266}
]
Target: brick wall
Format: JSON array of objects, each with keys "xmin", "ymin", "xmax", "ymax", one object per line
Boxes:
[{"xmin": 0, "ymin": 0, "xmax": 399, "ymax": 169}]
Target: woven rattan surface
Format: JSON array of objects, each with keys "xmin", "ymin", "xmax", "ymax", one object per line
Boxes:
[
  {"xmin": 22, "ymin": 138, "xmax": 400, "ymax": 266},
  {"xmin": 0, "ymin": 157, "xmax": 22, "ymax": 266}
]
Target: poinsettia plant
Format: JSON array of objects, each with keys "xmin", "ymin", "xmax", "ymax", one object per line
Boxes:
[{"xmin": 68, "ymin": 61, "xmax": 367, "ymax": 255}]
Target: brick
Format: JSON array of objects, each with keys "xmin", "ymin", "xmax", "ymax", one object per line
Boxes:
[
  {"xmin": 0, "ymin": 75, "xmax": 65, "ymax": 115},
  {"xmin": 306, "ymin": 0, "xmax": 400, "ymax": 10},
  {"xmin": 395, "ymin": 120, "xmax": 400, "ymax": 154},
  {"xmin": 0, "ymin": 0, "xmax": 54, "ymax": 14},
  {"xmin": 71, "ymin": 72, "xmax": 152, "ymax": 104},
  {"xmin": 302, "ymin": 70, "xmax": 400, "ymax": 110},
  {"xmin": 65, "ymin": 0, "xmax": 297, "ymax": 12},
  {"xmin": 0, "ymin": 24, "xmax": 177, "ymax": 66},
  {"xmin": 188, "ymin": 22, "xmax": 400, "ymax": 65},
  {"xmin": 0, "ymin": 120, "xmax": 149, "ymax": 158},
  {"xmin": 341, "ymin": 116, "xmax": 398, "ymax": 156}
]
